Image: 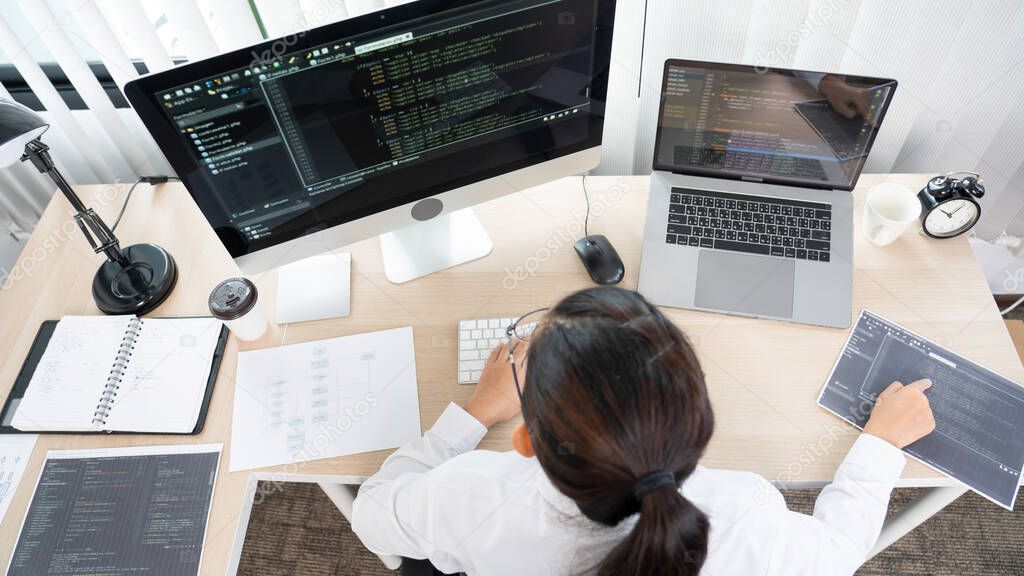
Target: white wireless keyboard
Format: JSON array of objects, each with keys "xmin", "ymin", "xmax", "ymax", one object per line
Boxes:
[{"xmin": 457, "ymin": 317, "xmax": 514, "ymax": 384}]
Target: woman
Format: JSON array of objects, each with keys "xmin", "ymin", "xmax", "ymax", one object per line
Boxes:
[{"xmin": 352, "ymin": 287, "xmax": 935, "ymax": 575}]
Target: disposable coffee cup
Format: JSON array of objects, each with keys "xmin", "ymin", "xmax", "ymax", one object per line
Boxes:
[
  {"xmin": 209, "ymin": 278, "xmax": 268, "ymax": 341},
  {"xmin": 863, "ymin": 183, "xmax": 921, "ymax": 247}
]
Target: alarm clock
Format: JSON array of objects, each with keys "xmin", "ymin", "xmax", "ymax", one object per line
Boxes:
[{"xmin": 918, "ymin": 171, "xmax": 985, "ymax": 238}]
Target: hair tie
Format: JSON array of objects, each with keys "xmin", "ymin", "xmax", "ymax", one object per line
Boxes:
[{"xmin": 633, "ymin": 469, "xmax": 677, "ymax": 500}]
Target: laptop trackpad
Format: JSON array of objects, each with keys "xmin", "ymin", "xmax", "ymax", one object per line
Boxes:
[{"xmin": 694, "ymin": 250, "xmax": 795, "ymax": 318}]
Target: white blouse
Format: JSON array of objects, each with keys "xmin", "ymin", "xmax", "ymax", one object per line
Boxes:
[{"xmin": 352, "ymin": 403, "xmax": 906, "ymax": 575}]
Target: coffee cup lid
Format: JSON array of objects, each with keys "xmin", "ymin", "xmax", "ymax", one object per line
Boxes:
[{"xmin": 209, "ymin": 278, "xmax": 258, "ymax": 320}]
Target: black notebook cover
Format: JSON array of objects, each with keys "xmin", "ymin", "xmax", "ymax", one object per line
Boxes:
[{"xmin": 0, "ymin": 319, "xmax": 229, "ymax": 435}]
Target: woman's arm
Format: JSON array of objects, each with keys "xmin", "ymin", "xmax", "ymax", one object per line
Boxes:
[
  {"xmin": 351, "ymin": 343, "xmax": 523, "ymax": 564},
  {"xmin": 766, "ymin": 379, "xmax": 936, "ymax": 575}
]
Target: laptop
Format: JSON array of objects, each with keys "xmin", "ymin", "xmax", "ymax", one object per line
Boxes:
[{"xmin": 638, "ymin": 60, "xmax": 897, "ymax": 328}]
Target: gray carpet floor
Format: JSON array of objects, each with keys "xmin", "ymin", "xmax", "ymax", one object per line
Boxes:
[{"xmin": 238, "ymin": 481, "xmax": 1023, "ymax": 575}]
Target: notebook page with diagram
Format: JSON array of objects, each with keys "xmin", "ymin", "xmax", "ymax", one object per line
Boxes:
[{"xmin": 11, "ymin": 316, "xmax": 223, "ymax": 433}]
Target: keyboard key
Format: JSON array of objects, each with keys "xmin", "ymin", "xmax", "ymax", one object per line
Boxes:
[
  {"xmin": 668, "ymin": 224, "xmax": 690, "ymax": 235},
  {"xmin": 471, "ymin": 329, "xmax": 482, "ymax": 339},
  {"xmin": 771, "ymin": 236, "xmax": 782, "ymax": 246},
  {"xmin": 796, "ymin": 249, "xmax": 808, "ymax": 259},
  {"xmin": 470, "ymin": 370, "xmax": 482, "ymax": 381},
  {"xmin": 714, "ymin": 240, "xmax": 770, "ymax": 255},
  {"xmin": 784, "ymin": 247, "xmax": 796, "ymax": 258},
  {"xmin": 807, "ymin": 250, "xmax": 820, "ymax": 261},
  {"xmin": 714, "ymin": 229, "xmax": 726, "ymax": 239},
  {"xmin": 459, "ymin": 371, "xmax": 471, "ymax": 382},
  {"xmin": 783, "ymin": 237, "xmax": 794, "ymax": 247},
  {"xmin": 795, "ymin": 238, "xmax": 806, "ymax": 248},
  {"xmin": 782, "ymin": 206, "xmax": 792, "ymax": 216},
  {"xmin": 809, "ymin": 220, "xmax": 820, "ymax": 230},
  {"xmin": 687, "ymin": 216, "xmax": 698, "ymax": 225},
  {"xmin": 816, "ymin": 210, "xmax": 832, "ymax": 220},
  {"xmin": 806, "ymin": 239, "xmax": 830, "ymax": 251},
  {"xmin": 822, "ymin": 221, "xmax": 832, "ymax": 231},
  {"xmin": 666, "ymin": 234, "xmax": 677, "ymax": 244},
  {"xmin": 671, "ymin": 193, "xmax": 682, "ymax": 203},
  {"xmin": 811, "ymin": 230, "xmax": 831, "ymax": 241},
  {"xmin": 820, "ymin": 251, "xmax": 830, "ymax": 262},
  {"xmin": 700, "ymin": 237, "xmax": 714, "ymax": 248},
  {"xmin": 670, "ymin": 204, "xmax": 685, "ymax": 214},
  {"xmin": 669, "ymin": 214, "xmax": 685, "ymax": 224},
  {"xmin": 460, "ymin": 320, "xmax": 476, "ymax": 330},
  {"xmin": 461, "ymin": 349, "xmax": 481, "ymax": 360},
  {"xmin": 726, "ymin": 230, "xmax": 737, "ymax": 240},
  {"xmin": 688, "ymin": 236, "xmax": 699, "ymax": 246},
  {"xmin": 737, "ymin": 232, "xmax": 748, "ymax": 242},
  {"xmin": 462, "ymin": 359, "xmax": 485, "ymax": 371}
]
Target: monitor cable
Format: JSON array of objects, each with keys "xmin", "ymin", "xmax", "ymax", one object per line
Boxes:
[{"xmin": 110, "ymin": 175, "xmax": 181, "ymax": 232}]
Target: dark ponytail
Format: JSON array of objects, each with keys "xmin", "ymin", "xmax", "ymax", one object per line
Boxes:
[
  {"xmin": 522, "ymin": 287, "xmax": 714, "ymax": 576},
  {"xmin": 600, "ymin": 488, "xmax": 709, "ymax": 575}
]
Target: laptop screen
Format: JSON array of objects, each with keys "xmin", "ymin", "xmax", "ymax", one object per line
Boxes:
[{"xmin": 653, "ymin": 60, "xmax": 896, "ymax": 191}]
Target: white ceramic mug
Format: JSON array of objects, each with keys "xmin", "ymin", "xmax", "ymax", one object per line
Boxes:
[{"xmin": 863, "ymin": 183, "xmax": 921, "ymax": 247}]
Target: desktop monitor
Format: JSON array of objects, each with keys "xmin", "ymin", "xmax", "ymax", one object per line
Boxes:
[{"xmin": 125, "ymin": 0, "xmax": 617, "ymax": 284}]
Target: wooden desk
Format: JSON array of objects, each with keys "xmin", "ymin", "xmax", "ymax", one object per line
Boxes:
[{"xmin": 0, "ymin": 175, "xmax": 1020, "ymax": 572}]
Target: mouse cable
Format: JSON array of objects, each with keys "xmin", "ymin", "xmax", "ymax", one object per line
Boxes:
[
  {"xmin": 110, "ymin": 175, "xmax": 181, "ymax": 232},
  {"xmin": 582, "ymin": 174, "xmax": 592, "ymax": 240},
  {"xmin": 1001, "ymin": 293, "xmax": 1024, "ymax": 316}
]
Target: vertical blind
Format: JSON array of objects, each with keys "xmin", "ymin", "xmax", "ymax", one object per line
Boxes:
[{"xmin": 0, "ymin": 0, "xmax": 1020, "ymax": 250}]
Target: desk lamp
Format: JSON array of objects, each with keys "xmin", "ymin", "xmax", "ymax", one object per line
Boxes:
[{"xmin": 0, "ymin": 98, "xmax": 176, "ymax": 315}]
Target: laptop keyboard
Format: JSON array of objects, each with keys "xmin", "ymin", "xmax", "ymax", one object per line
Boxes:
[{"xmin": 665, "ymin": 188, "xmax": 833, "ymax": 262}]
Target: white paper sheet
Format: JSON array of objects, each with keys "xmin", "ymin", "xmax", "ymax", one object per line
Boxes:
[
  {"xmin": 0, "ymin": 434, "xmax": 37, "ymax": 524},
  {"xmin": 230, "ymin": 326, "xmax": 421, "ymax": 472}
]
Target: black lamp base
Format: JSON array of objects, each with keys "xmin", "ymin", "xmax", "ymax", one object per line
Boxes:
[{"xmin": 92, "ymin": 243, "xmax": 178, "ymax": 316}]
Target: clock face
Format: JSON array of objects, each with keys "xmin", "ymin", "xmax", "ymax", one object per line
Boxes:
[{"xmin": 924, "ymin": 198, "xmax": 979, "ymax": 237}]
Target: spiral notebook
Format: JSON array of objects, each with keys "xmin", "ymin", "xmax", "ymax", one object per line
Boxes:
[{"xmin": 7, "ymin": 316, "xmax": 226, "ymax": 434}]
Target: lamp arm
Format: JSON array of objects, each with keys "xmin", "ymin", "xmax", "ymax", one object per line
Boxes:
[{"xmin": 22, "ymin": 139, "xmax": 129, "ymax": 267}]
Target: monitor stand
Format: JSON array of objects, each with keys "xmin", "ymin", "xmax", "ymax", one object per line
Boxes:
[{"xmin": 380, "ymin": 208, "xmax": 493, "ymax": 284}]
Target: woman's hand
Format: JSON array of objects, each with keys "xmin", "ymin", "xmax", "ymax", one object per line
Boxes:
[
  {"xmin": 463, "ymin": 342, "xmax": 526, "ymax": 428},
  {"xmin": 864, "ymin": 379, "xmax": 936, "ymax": 448}
]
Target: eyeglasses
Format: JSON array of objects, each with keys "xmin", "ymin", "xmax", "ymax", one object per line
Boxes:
[{"xmin": 505, "ymin": 308, "xmax": 548, "ymax": 402}]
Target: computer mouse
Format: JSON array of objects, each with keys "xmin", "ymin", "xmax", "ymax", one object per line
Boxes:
[{"xmin": 574, "ymin": 235, "xmax": 625, "ymax": 285}]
